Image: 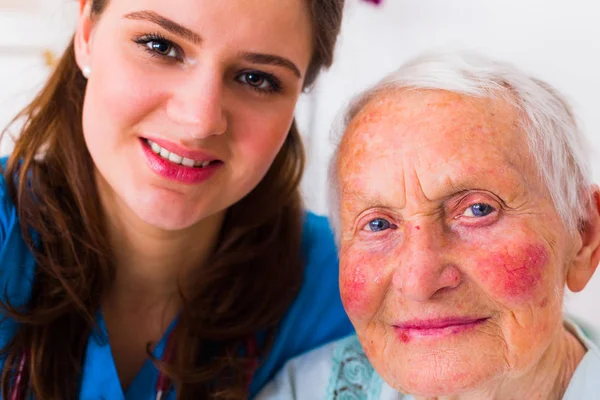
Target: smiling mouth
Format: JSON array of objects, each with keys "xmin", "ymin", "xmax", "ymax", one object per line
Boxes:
[
  {"xmin": 393, "ymin": 317, "xmax": 489, "ymax": 341},
  {"xmin": 395, "ymin": 317, "xmax": 489, "ymax": 330},
  {"xmin": 144, "ymin": 139, "xmax": 221, "ymax": 168}
]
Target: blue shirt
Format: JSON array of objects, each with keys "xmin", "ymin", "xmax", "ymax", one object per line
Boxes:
[{"xmin": 0, "ymin": 159, "xmax": 354, "ymax": 399}]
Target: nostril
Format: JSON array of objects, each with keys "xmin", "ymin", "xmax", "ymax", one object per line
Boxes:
[{"xmin": 441, "ymin": 265, "xmax": 461, "ymax": 288}]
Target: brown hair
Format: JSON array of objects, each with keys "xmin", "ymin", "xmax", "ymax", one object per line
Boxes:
[{"xmin": 0, "ymin": 0, "xmax": 344, "ymax": 398}]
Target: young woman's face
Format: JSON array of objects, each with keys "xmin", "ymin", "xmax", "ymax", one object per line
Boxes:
[{"xmin": 75, "ymin": 0, "xmax": 312, "ymax": 230}]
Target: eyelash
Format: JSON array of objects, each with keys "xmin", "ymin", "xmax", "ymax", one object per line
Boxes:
[
  {"xmin": 237, "ymin": 71, "xmax": 282, "ymax": 94},
  {"xmin": 452, "ymin": 198, "xmax": 500, "ymax": 228},
  {"xmin": 358, "ymin": 213, "xmax": 399, "ymax": 234},
  {"xmin": 461, "ymin": 203, "xmax": 496, "ymax": 218},
  {"xmin": 132, "ymin": 33, "xmax": 282, "ymax": 95},
  {"xmin": 133, "ymin": 32, "xmax": 183, "ymax": 61}
]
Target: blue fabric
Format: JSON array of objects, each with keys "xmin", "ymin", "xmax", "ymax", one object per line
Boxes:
[
  {"xmin": 249, "ymin": 213, "xmax": 354, "ymax": 397},
  {"xmin": 0, "ymin": 157, "xmax": 354, "ymax": 399}
]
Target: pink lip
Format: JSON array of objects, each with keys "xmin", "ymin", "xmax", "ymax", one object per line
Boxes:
[
  {"xmin": 140, "ymin": 138, "xmax": 223, "ymax": 185},
  {"xmin": 394, "ymin": 317, "xmax": 488, "ymax": 341},
  {"xmin": 143, "ymin": 136, "xmax": 221, "ymax": 162}
]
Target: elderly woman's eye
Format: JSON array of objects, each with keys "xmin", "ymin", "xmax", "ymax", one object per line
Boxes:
[
  {"xmin": 364, "ymin": 218, "xmax": 393, "ymax": 232},
  {"xmin": 463, "ymin": 203, "xmax": 495, "ymax": 217}
]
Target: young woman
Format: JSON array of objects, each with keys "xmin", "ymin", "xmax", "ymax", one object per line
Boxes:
[{"xmin": 0, "ymin": 0, "xmax": 351, "ymax": 398}]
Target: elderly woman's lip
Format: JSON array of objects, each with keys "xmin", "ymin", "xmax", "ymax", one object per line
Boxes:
[{"xmin": 394, "ymin": 317, "xmax": 489, "ymax": 330}]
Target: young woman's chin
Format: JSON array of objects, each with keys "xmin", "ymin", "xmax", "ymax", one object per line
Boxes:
[{"xmin": 127, "ymin": 190, "xmax": 221, "ymax": 232}]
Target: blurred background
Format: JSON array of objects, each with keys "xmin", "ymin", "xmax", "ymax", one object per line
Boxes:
[{"xmin": 1, "ymin": 0, "xmax": 599, "ymax": 333}]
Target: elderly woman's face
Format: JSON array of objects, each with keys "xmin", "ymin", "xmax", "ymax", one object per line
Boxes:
[{"xmin": 337, "ymin": 90, "xmax": 581, "ymax": 395}]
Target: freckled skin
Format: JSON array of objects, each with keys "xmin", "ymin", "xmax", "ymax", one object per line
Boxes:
[{"xmin": 337, "ymin": 90, "xmax": 578, "ymax": 398}]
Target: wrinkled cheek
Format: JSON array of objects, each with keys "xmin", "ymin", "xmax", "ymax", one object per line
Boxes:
[
  {"xmin": 340, "ymin": 266, "xmax": 370, "ymax": 317},
  {"xmin": 476, "ymin": 243, "xmax": 549, "ymax": 302},
  {"xmin": 339, "ymin": 252, "xmax": 383, "ymax": 323}
]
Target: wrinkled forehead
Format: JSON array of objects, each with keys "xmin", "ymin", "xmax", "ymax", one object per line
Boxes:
[{"xmin": 336, "ymin": 89, "xmax": 538, "ymax": 205}]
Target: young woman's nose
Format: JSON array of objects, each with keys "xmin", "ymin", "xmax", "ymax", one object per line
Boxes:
[
  {"xmin": 166, "ymin": 68, "xmax": 228, "ymax": 139},
  {"xmin": 392, "ymin": 224, "xmax": 461, "ymax": 301}
]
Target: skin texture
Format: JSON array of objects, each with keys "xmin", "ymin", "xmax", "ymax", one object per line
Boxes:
[
  {"xmin": 73, "ymin": 0, "xmax": 312, "ymax": 388},
  {"xmin": 337, "ymin": 89, "xmax": 600, "ymax": 399}
]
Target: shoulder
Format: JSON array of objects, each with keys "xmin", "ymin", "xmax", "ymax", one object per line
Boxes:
[
  {"xmin": 255, "ymin": 337, "xmax": 344, "ymax": 399},
  {"xmin": 300, "ymin": 211, "xmax": 339, "ymax": 282},
  {"xmin": 0, "ymin": 156, "xmax": 36, "ymax": 310},
  {"xmin": 256, "ymin": 334, "xmax": 390, "ymax": 400},
  {"xmin": 301, "ymin": 211, "xmax": 336, "ymax": 257},
  {"xmin": 295, "ymin": 212, "xmax": 347, "ymax": 324},
  {"xmin": 563, "ymin": 320, "xmax": 600, "ymax": 399},
  {"xmin": 0, "ymin": 156, "xmax": 24, "ymax": 249},
  {"xmin": 249, "ymin": 212, "xmax": 354, "ymax": 396},
  {"xmin": 0, "ymin": 157, "xmax": 16, "ymax": 237}
]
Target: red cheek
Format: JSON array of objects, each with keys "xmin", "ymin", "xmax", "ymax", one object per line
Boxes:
[
  {"xmin": 340, "ymin": 263, "xmax": 370, "ymax": 315},
  {"xmin": 478, "ymin": 243, "xmax": 548, "ymax": 300}
]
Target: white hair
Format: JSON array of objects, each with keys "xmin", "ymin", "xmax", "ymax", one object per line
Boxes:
[{"xmin": 328, "ymin": 51, "xmax": 593, "ymax": 243}]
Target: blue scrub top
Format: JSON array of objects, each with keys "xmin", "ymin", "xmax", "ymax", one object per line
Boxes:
[{"xmin": 0, "ymin": 158, "xmax": 354, "ymax": 399}]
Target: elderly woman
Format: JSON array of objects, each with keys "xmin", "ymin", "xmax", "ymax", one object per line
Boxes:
[{"xmin": 257, "ymin": 52, "xmax": 600, "ymax": 399}]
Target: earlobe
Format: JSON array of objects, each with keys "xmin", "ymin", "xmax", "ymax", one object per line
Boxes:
[{"xmin": 567, "ymin": 187, "xmax": 600, "ymax": 292}]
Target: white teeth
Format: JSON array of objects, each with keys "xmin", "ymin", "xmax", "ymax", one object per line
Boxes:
[
  {"xmin": 168, "ymin": 153, "xmax": 183, "ymax": 163},
  {"xmin": 150, "ymin": 142, "xmax": 161, "ymax": 154},
  {"xmin": 181, "ymin": 157, "xmax": 195, "ymax": 167},
  {"xmin": 146, "ymin": 139, "xmax": 213, "ymax": 168}
]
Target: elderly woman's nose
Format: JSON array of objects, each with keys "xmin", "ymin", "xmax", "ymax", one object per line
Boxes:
[
  {"xmin": 166, "ymin": 69, "xmax": 228, "ymax": 139},
  {"xmin": 392, "ymin": 226, "xmax": 460, "ymax": 301}
]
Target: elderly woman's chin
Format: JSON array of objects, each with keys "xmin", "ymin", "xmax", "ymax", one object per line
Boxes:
[
  {"xmin": 373, "ymin": 349, "xmax": 505, "ymax": 397},
  {"xmin": 360, "ymin": 311, "xmax": 562, "ymax": 397}
]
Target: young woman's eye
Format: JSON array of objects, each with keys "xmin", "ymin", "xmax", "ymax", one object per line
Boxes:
[
  {"xmin": 363, "ymin": 218, "xmax": 395, "ymax": 232},
  {"xmin": 236, "ymin": 71, "xmax": 281, "ymax": 93},
  {"xmin": 462, "ymin": 203, "xmax": 495, "ymax": 217},
  {"xmin": 147, "ymin": 40, "xmax": 177, "ymax": 57},
  {"xmin": 133, "ymin": 35, "xmax": 181, "ymax": 60}
]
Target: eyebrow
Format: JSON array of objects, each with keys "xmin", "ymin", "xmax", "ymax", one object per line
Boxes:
[
  {"xmin": 123, "ymin": 11, "xmax": 303, "ymax": 79},
  {"xmin": 124, "ymin": 10, "xmax": 203, "ymax": 45},
  {"xmin": 341, "ymin": 188, "xmax": 390, "ymax": 209},
  {"xmin": 239, "ymin": 52, "xmax": 302, "ymax": 78}
]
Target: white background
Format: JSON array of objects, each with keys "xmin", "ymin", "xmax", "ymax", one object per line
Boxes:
[{"xmin": 1, "ymin": 0, "xmax": 599, "ymax": 333}]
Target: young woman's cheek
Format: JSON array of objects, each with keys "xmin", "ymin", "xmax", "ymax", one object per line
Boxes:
[
  {"xmin": 89, "ymin": 42, "xmax": 165, "ymax": 136},
  {"xmin": 474, "ymin": 242, "xmax": 549, "ymax": 304}
]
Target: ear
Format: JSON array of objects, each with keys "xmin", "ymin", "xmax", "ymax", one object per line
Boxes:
[
  {"xmin": 567, "ymin": 186, "xmax": 600, "ymax": 292},
  {"xmin": 74, "ymin": 1, "xmax": 96, "ymax": 74}
]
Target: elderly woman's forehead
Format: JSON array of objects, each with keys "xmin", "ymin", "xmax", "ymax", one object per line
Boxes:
[
  {"xmin": 335, "ymin": 89, "xmax": 542, "ymax": 204},
  {"xmin": 342, "ymin": 89, "xmax": 521, "ymax": 147},
  {"xmin": 338, "ymin": 90, "xmax": 528, "ymax": 167}
]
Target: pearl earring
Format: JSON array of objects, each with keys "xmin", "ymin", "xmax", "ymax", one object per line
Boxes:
[{"xmin": 82, "ymin": 66, "xmax": 91, "ymax": 79}]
